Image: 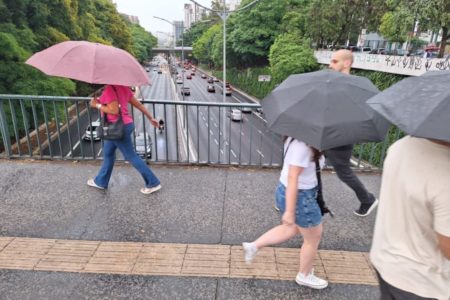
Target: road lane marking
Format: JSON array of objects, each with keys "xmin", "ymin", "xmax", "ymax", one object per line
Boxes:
[
  {"xmin": 257, "ymin": 150, "xmax": 265, "ymax": 158},
  {"xmin": 214, "ymin": 139, "xmax": 218, "ymax": 145},
  {"xmin": 258, "ymin": 130, "xmax": 262, "ymax": 135},
  {"xmin": 65, "ymin": 140, "xmax": 81, "ymax": 158},
  {"xmin": 241, "ymin": 132, "xmax": 244, "ymax": 136},
  {"xmin": 97, "ymin": 148, "xmax": 102, "ymax": 157},
  {"xmin": 210, "ymin": 130, "xmax": 214, "ymax": 135},
  {"xmin": 231, "ymin": 150, "xmax": 237, "ymax": 158},
  {"xmin": 214, "ymin": 122, "xmax": 218, "ymax": 128},
  {"xmin": 220, "ymin": 149, "xmax": 224, "ymax": 155}
]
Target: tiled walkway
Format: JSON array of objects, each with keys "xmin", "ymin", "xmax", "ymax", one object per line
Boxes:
[{"xmin": 0, "ymin": 237, "xmax": 377, "ymax": 286}]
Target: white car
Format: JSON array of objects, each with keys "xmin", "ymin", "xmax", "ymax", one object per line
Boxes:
[
  {"xmin": 176, "ymin": 78, "xmax": 183, "ymax": 84},
  {"xmin": 83, "ymin": 120, "xmax": 101, "ymax": 141},
  {"xmin": 241, "ymin": 106, "xmax": 252, "ymax": 113},
  {"xmin": 230, "ymin": 109, "xmax": 243, "ymax": 122},
  {"xmin": 135, "ymin": 133, "xmax": 152, "ymax": 158}
]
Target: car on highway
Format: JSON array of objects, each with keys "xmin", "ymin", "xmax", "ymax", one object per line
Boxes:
[
  {"xmin": 207, "ymin": 85, "xmax": 215, "ymax": 93},
  {"xmin": 191, "ymin": 72, "xmax": 195, "ymax": 76},
  {"xmin": 213, "ymin": 77, "xmax": 219, "ymax": 82},
  {"xmin": 157, "ymin": 69, "xmax": 163, "ymax": 74},
  {"xmin": 181, "ymin": 87, "xmax": 191, "ymax": 96},
  {"xmin": 186, "ymin": 74, "xmax": 192, "ymax": 80},
  {"xmin": 207, "ymin": 77, "xmax": 214, "ymax": 83},
  {"xmin": 145, "ymin": 67, "xmax": 150, "ymax": 72},
  {"xmin": 153, "ymin": 68, "xmax": 158, "ymax": 72},
  {"xmin": 230, "ymin": 109, "xmax": 243, "ymax": 122},
  {"xmin": 201, "ymin": 74, "xmax": 207, "ymax": 79},
  {"xmin": 221, "ymin": 86, "xmax": 232, "ymax": 96},
  {"xmin": 176, "ymin": 78, "xmax": 183, "ymax": 84},
  {"xmin": 83, "ymin": 120, "xmax": 101, "ymax": 141},
  {"xmin": 241, "ymin": 106, "xmax": 252, "ymax": 113},
  {"xmin": 134, "ymin": 133, "xmax": 152, "ymax": 158}
]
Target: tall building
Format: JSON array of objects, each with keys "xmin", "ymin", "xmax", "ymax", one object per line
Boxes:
[
  {"xmin": 120, "ymin": 14, "xmax": 140, "ymax": 25},
  {"xmin": 227, "ymin": 0, "xmax": 241, "ymax": 10},
  {"xmin": 184, "ymin": 3, "xmax": 193, "ymax": 29},
  {"xmin": 217, "ymin": 0, "xmax": 241, "ymax": 10},
  {"xmin": 184, "ymin": 3, "xmax": 208, "ymax": 29},
  {"xmin": 173, "ymin": 21, "xmax": 184, "ymax": 42}
]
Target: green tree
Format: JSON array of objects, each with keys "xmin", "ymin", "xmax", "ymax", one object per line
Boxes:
[
  {"xmin": 228, "ymin": 0, "xmax": 289, "ymax": 66},
  {"xmin": 193, "ymin": 23, "xmax": 221, "ymax": 65},
  {"xmin": 269, "ymin": 33, "xmax": 319, "ymax": 83},
  {"xmin": 379, "ymin": 6, "xmax": 414, "ymax": 43}
]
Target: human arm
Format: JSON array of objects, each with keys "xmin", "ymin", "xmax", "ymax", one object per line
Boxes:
[
  {"xmin": 437, "ymin": 233, "xmax": 450, "ymax": 260},
  {"xmin": 129, "ymin": 96, "xmax": 159, "ymax": 127},
  {"xmin": 90, "ymin": 97, "xmax": 119, "ymax": 115},
  {"xmin": 282, "ymin": 165, "xmax": 303, "ymax": 226}
]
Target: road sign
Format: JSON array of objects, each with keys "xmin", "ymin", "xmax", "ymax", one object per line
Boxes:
[{"xmin": 258, "ymin": 75, "xmax": 271, "ymax": 82}]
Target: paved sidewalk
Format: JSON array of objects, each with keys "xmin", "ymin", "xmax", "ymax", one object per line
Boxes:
[
  {"xmin": 0, "ymin": 237, "xmax": 377, "ymax": 285},
  {"xmin": 0, "ymin": 160, "xmax": 382, "ymax": 299}
]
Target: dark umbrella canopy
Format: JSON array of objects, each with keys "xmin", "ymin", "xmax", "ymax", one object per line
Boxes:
[
  {"xmin": 262, "ymin": 70, "xmax": 389, "ymax": 150},
  {"xmin": 367, "ymin": 70, "xmax": 450, "ymax": 142}
]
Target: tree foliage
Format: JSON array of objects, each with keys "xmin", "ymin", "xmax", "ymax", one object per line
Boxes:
[
  {"xmin": 0, "ymin": 0, "xmax": 157, "ymax": 96},
  {"xmin": 269, "ymin": 33, "xmax": 319, "ymax": 83}
]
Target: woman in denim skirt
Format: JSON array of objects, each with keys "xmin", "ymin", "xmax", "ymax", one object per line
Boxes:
[
  {"xmin": 86, "ymin": 85, "xmax": 161, "ymax": 195},
  {"xmin": 243, "ymin": 137, "xmax": 327, "ymax": 289}
]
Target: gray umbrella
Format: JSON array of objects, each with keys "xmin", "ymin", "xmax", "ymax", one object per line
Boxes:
[
  {"xmin": 367, "ymin": 70, "xmax": 450, "ymax": 142},
  {"xmin": 262, "ymin": 70, "xmax": 390, "ymax": 150}
]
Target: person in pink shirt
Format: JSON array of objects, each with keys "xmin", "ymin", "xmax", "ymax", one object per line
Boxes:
[{"xmin": 86, "ymin": 85, "xmax": 161, "ymax": 194}]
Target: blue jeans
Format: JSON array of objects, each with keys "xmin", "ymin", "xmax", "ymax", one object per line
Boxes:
[
  {"xmin": 275, "ymin": 183, "xmax": 322, "ymax": 228},
  {"xmin": 94, "ymin": 123, "xmax": 160, "ymax": 189}
]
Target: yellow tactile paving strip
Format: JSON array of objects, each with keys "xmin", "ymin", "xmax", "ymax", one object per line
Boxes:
[{"xmin": 0, "ymin": 237, "xmax": 377, "ymax": 285}]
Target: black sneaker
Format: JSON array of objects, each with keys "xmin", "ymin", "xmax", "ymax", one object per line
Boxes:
[{"xmin": 354, "ymin": 199, "xmax": 379, "ymax": 217}]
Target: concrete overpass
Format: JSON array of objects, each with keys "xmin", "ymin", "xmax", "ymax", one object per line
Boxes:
[{"xmin": 153, "ymin": 47, "xmax": 193, "ymax": 56}]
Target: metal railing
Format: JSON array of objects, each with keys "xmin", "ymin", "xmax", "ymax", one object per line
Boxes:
[{"xmin": 0, "ymin": 94, "xmax": 402, "ymax": 169}]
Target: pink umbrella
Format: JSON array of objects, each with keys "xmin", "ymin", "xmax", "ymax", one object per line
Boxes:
[{"xmin": 26, "ymin": 41, "xmax": 150, "ymax": 86}]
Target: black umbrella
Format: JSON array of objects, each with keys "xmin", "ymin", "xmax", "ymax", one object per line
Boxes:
[
  {"xmin": 262, "ymin": 70, "xmax": 389, "ymax": 151},
  {"xmin": 367, "ymin": 70, "xmax": 450, "ymax": 142}
]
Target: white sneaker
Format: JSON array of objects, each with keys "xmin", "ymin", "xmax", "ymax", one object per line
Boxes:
[
  {"xmin": 140, "ymin": 184, "xmax": 162, "ymax": 195},
  {"xmin": 242, "ymin": 242, "xmax": 258, "ymax": 264},
  {"xmin": 87, "ymin": 178, "xmax": 104, "ymax": 190},
  {"xmin": 295, "ymin": 270, "xmax": 328, "ymax": 289}
]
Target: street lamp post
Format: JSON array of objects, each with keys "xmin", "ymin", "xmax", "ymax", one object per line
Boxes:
[
  {"xmin": 190, "ymin": 0, "xmax": 261, "ymax": 102},
  {"xmin": 154, "ymin": 16, "xmax": 185, "ymax": 101}
]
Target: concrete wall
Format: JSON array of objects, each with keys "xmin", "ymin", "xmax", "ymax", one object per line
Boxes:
[{"xmin": 315, "ymin": 50, "xmax": 450, "ymax": 76}]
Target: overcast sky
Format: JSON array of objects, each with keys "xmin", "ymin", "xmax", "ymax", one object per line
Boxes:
[{"xmin": 113, "ymin": 0, "xmax": 212, "ymax": 36}]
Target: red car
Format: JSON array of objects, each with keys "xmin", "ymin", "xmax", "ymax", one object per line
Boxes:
[{"xmin": 186, "ymin": 74, "xmax": 192, "ymax": 80}]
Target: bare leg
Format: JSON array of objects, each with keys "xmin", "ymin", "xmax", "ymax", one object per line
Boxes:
[
  {"xmin": 298, "ymin": 224, "xmax": 323, "ymax": 274},
  {"xmin": 253, "ymin": 224, "xmax": 300, "ymax": 249}
]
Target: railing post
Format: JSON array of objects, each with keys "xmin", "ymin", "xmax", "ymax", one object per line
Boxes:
[{"xmin": 0, "ymin": 100, "xmax": 12, "ymax": 157}]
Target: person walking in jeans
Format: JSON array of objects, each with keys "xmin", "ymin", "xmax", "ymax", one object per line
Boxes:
[
  {"xmin": 87, "ymin": 85, "xmax": 161, "ymax": 195},
  {"xmin": 326, "ymin": 50, "xmax": 378, "ymax": 216},
  {"xmin": 243, "ymin": 137, "xmax": 328, "ymax": 290}
]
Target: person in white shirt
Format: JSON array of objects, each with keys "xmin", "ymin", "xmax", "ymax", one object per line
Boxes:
[
  {"xmin": 242, "ymin": 137, "xmax": 328, "ymax": 289},
  {"xmin": 370, "ymin": 136, "xmax": 450, "ymax": 300}
]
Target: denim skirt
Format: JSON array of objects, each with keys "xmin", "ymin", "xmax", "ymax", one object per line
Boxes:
[{"xmin": 275, "ymin": 182, "xmax": 322, "ymax": 228}]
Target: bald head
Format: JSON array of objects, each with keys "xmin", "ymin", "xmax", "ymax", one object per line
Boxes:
[{"xmin": 329, "ymin": 49, "xmax": 353, "ymax": 74}]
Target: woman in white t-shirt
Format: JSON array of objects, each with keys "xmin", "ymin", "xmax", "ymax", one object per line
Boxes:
[{"xmin": 243, "ymin": 137, "xmax": 327, "ymax": 289}]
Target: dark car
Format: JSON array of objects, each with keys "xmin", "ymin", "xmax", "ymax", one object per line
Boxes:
[
  {"xmin": 207, "ymin": 77, "xmax": 214, "ymax": 83},
  {"xmin": 186, "ymin": 74, "xmax": 192, "ymax": 80},
  {"xmin": 181, "ymin": 87, "xmax": 190, "ymax": 95},
  {"xmin": 157, "ymin": 69, "xmax": 162, "ymax": 74},
  {"xmin": 207, "ymin": 85, "xmax": 215, "ymax": 93}
]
